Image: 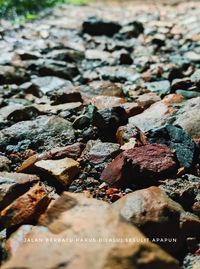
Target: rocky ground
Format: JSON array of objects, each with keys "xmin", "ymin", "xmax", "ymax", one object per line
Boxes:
[{"xmin": 0, "ymin": 0, "xmax": 200, "ymax": 268}]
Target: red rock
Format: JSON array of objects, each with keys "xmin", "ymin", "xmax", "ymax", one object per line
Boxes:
[
  {"xmin": 137, "ymin": 92, "xmax": 161, "ymax": 109},
  {"xmin": 120, "ymin": 102, "xmax": 144, "ymax": 117},
  {"xmin": 101, "ymin": 144, "xmax": 177, "ymax": 187}
]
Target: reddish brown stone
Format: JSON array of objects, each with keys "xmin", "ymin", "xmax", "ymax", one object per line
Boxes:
[
  {"xmin": 0, "ymin": 183, "xmax": 50, "ymax": 230},
  {"xmin": 101, "ymin": 144, "xmax": 177, "ymax": 187}
]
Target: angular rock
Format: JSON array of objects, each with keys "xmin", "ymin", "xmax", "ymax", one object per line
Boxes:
[
  {"xmin": 2, "ymin": 192, "xmax": 179, "ymax": 269},
  {"xmin": 0, "ymin": 156, "xmax": 11, "ymax": 172},
  {"xmin": 101, "ymin": 144, "xmax": 177, "ymax": 187},
  {"xmin": 112, "ymin": 186, "xmax": 200, "ymax": 255},
  {"xmin": 82, "ymin": 17, "xmax": 121, "ymax": 37},
  {"xmin": 0, "ymin": 172, "xmax": 39, "ymax": 210},
  {"xmin": 83, "ymin": 140, "xmax": 120, "ymax": 164},
  {"xmin": 147, "ymin": 124, "xmax": 198, "ymax": 168},
  {"xmin": 0, "ymin": 183, "xmax": 50, "ymax": 230},
  {"xmin": 35, "ymin": 157, "xmax": 80, "ymax": 187},
  {"xmin": 137, "ymin": 92, "xmax": 161, "ymax": 109},
  {"xmin": 0, "ymin": 116, "xmax": 75, "ymax": 152},
  {"xmin": 91, "ymin": 96, "xmax": 125, "ymax": 109}
]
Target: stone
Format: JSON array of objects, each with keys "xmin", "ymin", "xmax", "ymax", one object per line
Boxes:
[
  {"xmin": 49, "ymin": 86, "xmax": 82, "ymax": 105},
  {"xmin": 0, "ymin": 156, "xmax": 11, "ymax": 172},
  {"xmin": 93, "ymin": 107, "xmax": 127, "ymax": 141},
  {"xmin": 31, "ymin": 76, "xmax": 72, "ymax": 95},
  {"xmin": 174, "ymin": 97, "xmax": 200, "ymax": 139},
  {"xmin": 159, "ymin": 175, "xmax": 200, "ymax": 212},
  {"xmin": 50, "ymin": 143, "xmax": 85, "ymax": 160},
  {"xmin": 147, "ymin": 124, "xmax": 198, "ymax": 168},
  {"xmin": 83, "ymin": 140, "xmax": 120, "ymax": 164},
  {"xmin": 90, "ymin": 96, "xmax": 125, "ymax": 109},
  {"xmin": 82, "ymin": 16, "xmax": 121, "ymax": 37},
  {"xmin": 101, "ymin": 144, "xmax": 177, "ymax": 187},
  {"xmin": 146, "ymin": 80, "xmax": 170, "ymax": 95},
  {"xmin": 129, "ymin": 100, "xmax": 177, "ymax": 132},
  {"xmin": 112, "ymin": 186, "xmax": 200, "ymax": 255},
  {"xmin": 0, "ymin": 183, "xmax": 50, "ymax": 230},
  {"xmin": 34, "ymin": 157, "xmax": 80, "ymax": 187},
  {"xmin": 0, "ymin": 116, "xmax": 75, "ymax": 152},
  {"xmin": 0, "ymin": 172, "xmax": 39, "ymax": 210},
  {"xmin": 181, "ymin": 253, "xmax": 200, "ymax": 269},
  {"xmin": 137, "ymin": 92, "xmax": 161, "ymax": 109},
  {"xmin": 2, "ymin": 192, "xmax": 179, "ymax": 269},
  {"xmin": 120, "ymin": 21, "xmax": 144, "ymax": 38}
]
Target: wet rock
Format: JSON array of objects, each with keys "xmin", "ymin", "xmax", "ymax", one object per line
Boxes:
[
  {"xmin": 93, "ymin": 107, "xmax": 127, "ymax": 141},
  {"xmin": 82, "ymin": 16, "xmax": 121, "ymax": 37},
  {"xmin": 0, "ymin": 183, "xmax": 50, "ymax": 230},
  {"xmin": 0, "ymin": 156, "xmax": 11, "ymax": 172},
  {"xmin": 159, "ymin": 175, "xmax": 200, "ymax": 211},
  {"xmin": 0, "ymin": 172, "xmax": 39, "ymax": 210},
  {"xmin": 147, "ymin": 124, "xmax": 198, "ymax": 168},
  {"xmin": 112, "ymin": 186, "xmax": 200, "ymax": 255},
  {"xmin": 101, "ymin": 144, "xmax": 177, "ymax": 187},
  {"xmin": 83, "ymin": 140, "xmax": 120, "ymax": 165},
  {"xmin": 34, "ymin": 157, "xmax": 80, "ymax": 187},
  {"xmin": 0, "ymin": 116, "xmax": 75, "ymax": 152},
  {"xmin": 2, "ymin": 192, "xmax": 179, "ymax": 269}
]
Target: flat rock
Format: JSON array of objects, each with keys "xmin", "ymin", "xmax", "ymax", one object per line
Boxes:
[
  {"xmin": 2, "ymin": 192, "xmax": 179, "ymax": 269},
  {"xmin": 112, "ymin": 186, "xmax": 200, "ymax": 255},
  {"xmin": 35, "ymin": 157, "xmax": 80, "ymax": 187},
  {"xmin": 0, "ymin": 183, "xmax": 50, "ymax": 230},
  {"xmin": 101, "ymin": 144, "xmax": 177, "ymax": 187},
  {"xmin": 0, "ymin": 116, "xmax": 75, "ymax": 152},
  {"xmin": 0, "ymin": 172, "xmax": 39, "ymax": 210}
]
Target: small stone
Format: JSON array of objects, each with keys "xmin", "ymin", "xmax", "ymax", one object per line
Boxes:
[
  {"xmin": 146, "ymin": 80, "xmax": 170, "ymax": 95},
  {"xmin": 0, "ymin": 156, "xmax": 11, "ymax": 171},
  {"xmin": 35, "ymin": 157, "xmax": 80, "ymax": 187},
  {"xmin": 101, "ymin": 144, "xmax": 177, "ymax": 187},
  {"xmin": 90, "ymin": 96, "xmax": 125, "ymax": 109}
]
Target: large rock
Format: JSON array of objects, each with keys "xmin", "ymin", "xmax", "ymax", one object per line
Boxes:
[
  {"xmin": 2, "ymin": 192, "xmax": 179, "ymax": 269},
  {"xmin": 0, "ymin": 172, "xmax": 39, "ymax": 211},
  {"xmin": 0, "ymin": 116, "xmax": 75, "ymax": 152},
  {"xmin": 112, "ymin": 187, "xmax": 200, "ymax": 255},
  {"xmin": 0, "ymin": 183, "xmax": 50, "ymax": 230},
  {"xmin": 101, "ymin": 144, "xmax": 177, "ymax": 187}
]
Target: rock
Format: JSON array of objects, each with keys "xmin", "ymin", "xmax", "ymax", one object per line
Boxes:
[
  {"xmin": 181, "ymin": 253, "xmax": 200, "ymax": 269},
  {"xmin": 176, "ymin": 89, "xmax": 200, "ymax": 99},
  {"xmin": 82, "ymin": 16, "xmax": 121, "ymax": 37},
  {"xmin": 137, "ymin": 92, "xmax": 161, "ymax": 109},
  {"xmin": 48, "ymin": 85, "xmax": 82, "ymax": 105},
  {"xmin": 159, "ymin": 175, "xmax": 200, "ymax": 212},
  {"xmin": 0, "ymin": 116, "xmax": 75, "ymax": 152},
  {"xmin": 50, "ymin": 143, "xmax": 85, "ymax": 160},
  {"xmin": 171, "ymin": 78, "xmax": 193, "ymax": 93},
  {"xmin": 147, "ymin": 124, "xmax": 198, "ymax": 168},
  {"xmin": 120, "ymin": 102, "xmax": 143, "ymax": 118},
  {"xmin": 91, "ymin": 96, "xmax": 125, "ymax": 109},
  {"xmin": 0, "ymin": 183, "xmax": 50, "ymax": 230},
  {"xmin": 6, "ymin": 106, "xmax": 41, "ymax": 123},
  {"xmin": 101, "ymin": 144, "xmax": 177, "ymax": 187},
  {"xmin": 116, "ymin": 124, "xmax": 147, "ymax": 146},
  {"xmin": 0, "ymin": 156, "xmax": 11, "ymax": 171},
  {"xmin": 112, "ymin": 186, "xmax": 200, "ymax": 255},
  {"xmin": 83, "ymin": 140, "xmax": 120, "ymax": 164},
  {"xmin": 93, "ymin": 107, "xmax": 127, "ymax": 141},
  {"xmin": 2, "ymin": 192, "xmax": 179, "ymax": 269},
  {"xmin": 129, "ymin": 100, "xmax": 177, "ymax": 132},
  {"xmin": 185, "ymin": 51, "xmax": 200, "ymax": 62},
  {"xmin": 0, "ymin": 65, "xmax": 29, "ymax": 85},
  {"xmin": 31, "ymin": 76, "xmax": 72, "ymax": 95},
  {"xmin": 174, "ymin": 97, "xmax": 200, "ymax": 139},
  {"xmin": 0, "ymin": 172, "xmax": 39, "ymax": 210},
  {"xmin": 120, "ymin": 21, "xmax": 144, "ymax": 38},
  {"xmin": 34, "ymin": 157, "xmax": 80, "ymax": 187},
  {"xmin": 146, "ymin": 80, "xmax": 170, "ymax": 95}
]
